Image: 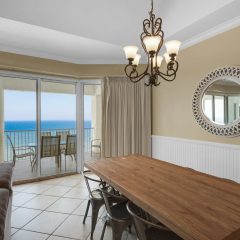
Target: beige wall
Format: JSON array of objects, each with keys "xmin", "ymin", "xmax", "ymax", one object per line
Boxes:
[
  {"xmin": 152, "ymin": 27, "xmax": 240, "ymax": 144},
  {"xmin": 0, "ymin": 51, "xmax": 145, "ymax": 78}
]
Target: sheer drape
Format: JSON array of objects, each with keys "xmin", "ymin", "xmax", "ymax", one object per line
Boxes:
[{"xmin": 102, "ymin": 77, "xmax": 151, "ymax": 157}]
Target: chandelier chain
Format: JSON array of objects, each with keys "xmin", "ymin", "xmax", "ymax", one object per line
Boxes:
[{"xmin": 150, "ymin": 0, "xmax": 153, "ymax": 15}]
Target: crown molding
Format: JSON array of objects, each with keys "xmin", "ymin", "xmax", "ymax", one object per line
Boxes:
[{"xmin": 181, "ymin": 16, "xmax": 240, "ymax": 51}]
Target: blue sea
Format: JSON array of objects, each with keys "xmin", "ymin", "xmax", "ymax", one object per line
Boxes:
[
  {"xmin": 5, "ymin": 120, "xmax": 91, "ymax": 131},
  {"xmin": 4, "ymin": 120, "xmax": 92, "ymax": 159}
]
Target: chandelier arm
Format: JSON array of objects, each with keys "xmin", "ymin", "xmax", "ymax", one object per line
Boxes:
[
  {"xmin": 160, "ymin": 74, "xmax": 176, "ymax": 82},
  {"xmin": 124, "ymin": 65, "xmax": 149, "ymax": 83},
  {"xmin": 157, "ymin": 71, "xmax": 177, "ymax": 82},
  {"xmin": 125, "ymin": 54, "xmax": 151, "ymax": 80},
  {"xmin": 157, "ymin": 60, "xmax": 179, "ymax": 76},
  {"xmin": 127, "ymin": 67, "xmax": 149, "ymax": 82},
  {"xmin": 168, "ymin": 60, "xmax": 179, "ymax": 73},
  {"xmin": 130, "ymin": 72, "xmax": 151, "ymax": 83},
  {"xmin": 155, "ymin": 60, "xmax": 178, "ymax": 82}
]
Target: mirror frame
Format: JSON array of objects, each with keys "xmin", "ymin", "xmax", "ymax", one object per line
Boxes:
[{"xmin": 192, "ymin": 66, "xmax": 240, "ymax": 137}]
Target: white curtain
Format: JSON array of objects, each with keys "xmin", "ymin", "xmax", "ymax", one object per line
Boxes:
[{"xmin": 102, "ymin": 77, "xmax": 151, "ymax": 157}]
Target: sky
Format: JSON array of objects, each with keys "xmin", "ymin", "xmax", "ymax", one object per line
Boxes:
[{"xmin": 4, "ymin": 90, "xmax": 92, "ymax": 121}]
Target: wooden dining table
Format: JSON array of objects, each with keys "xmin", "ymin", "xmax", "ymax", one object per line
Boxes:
[{"xmin": 85, "ymin": 154, "xmax": 240, "ymax": 240}]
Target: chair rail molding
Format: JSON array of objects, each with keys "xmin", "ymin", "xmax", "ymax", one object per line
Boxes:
[{"xmin": 152, "ymin": 135, "xmax": 240, "ymax": 183}]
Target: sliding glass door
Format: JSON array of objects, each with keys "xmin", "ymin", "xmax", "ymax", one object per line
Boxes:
[
  {"xmin": 40, "ymin": 81, "xmax": 77, "ymax": 177},
  {"xmin": 0, "ymin": 72, "xmax": 102, "ymax": 181},
  {"xmin": 0, "ymin": 76, "xmax": 37, "ymax": 181},
  {"xmin": 83, "ymin": 83, "xmax": 102, "ymax": 162}
]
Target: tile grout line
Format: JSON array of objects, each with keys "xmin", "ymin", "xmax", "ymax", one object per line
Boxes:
[
  {"xmin": 12, "ymin": 228, "xmax": 50, "ymax": 239},
  {"xmin": 45, "ymin": 196, "xmax": 88, "ymax": 238},
  {"xmin": 11, "ymin": 209, "xmax": 44, "ymax": 236},
  {"xmin": 12, "ymin": 183, "xmax": 72, "ymax": 233},
  {"xmin": 17, "ymin": 194, "xmax": 83, "ymax": 237},
  {"xmin": 21, "ymin": 209, "xmax": 70, "ymax": 236},
  {"xmin": 11, "ymin": 175, "xmax": 110, "ymax": 240}
]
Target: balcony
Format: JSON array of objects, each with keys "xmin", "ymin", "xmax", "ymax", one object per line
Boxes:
[{"xmin": 4, "ymin": 128, "xmax": 98, "ymax": 181}]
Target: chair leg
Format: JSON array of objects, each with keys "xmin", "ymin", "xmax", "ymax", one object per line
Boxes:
[
  {"xmin": 65, "ymin": 155, "xmax": 67, "ymax": 171},
  {"xmin": 90, "ymin": 201, "xmax": 103, "ymax": 240},
  {"xmin": 30, "ymin": 156, "xmax": 34, "ymax": 172},
  {"xmin": 55, "ymin": 156, "xmax": 59, "ymax": 167},
  {"xmin": 100, "ymin": 220, "xmax": 107, "ymax": 240},
  {"xmin": 111, "ymin": 221, "xmax": 128, "ymax": 240},
  {"xmin": 83, "ymin": 200, "xmax": 90, "ymax": 224},
  {"xmin": 13, "ymin": 156, "xmax": 16, "ymax": 166},
  {"xmin": 128, "ymin": 224, "xmax": 132, "ymax": 233},
  {"xmin": 40, "ymin": 158, "xmax": 41, "ymax": 175}
]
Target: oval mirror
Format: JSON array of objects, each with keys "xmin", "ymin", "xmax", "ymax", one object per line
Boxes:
[
  {"xmin": 193, "ymin": 66, "xmax": 240, "ymax": 136},
  {"xmin": 202, "ymin": 79, "xmax": 240, "ymax": 126}
]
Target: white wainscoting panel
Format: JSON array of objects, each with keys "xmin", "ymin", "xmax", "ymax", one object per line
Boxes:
[{"xmin": 152, "ymin": 135, "xmax": 240, "ymax": 183}]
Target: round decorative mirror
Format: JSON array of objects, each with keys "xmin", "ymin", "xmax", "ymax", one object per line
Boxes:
[{"xmin": 192, "ymin": 66, "xmax": 240, "ymax": 136}]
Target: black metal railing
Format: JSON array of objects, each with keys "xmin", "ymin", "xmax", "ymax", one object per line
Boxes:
[{"xmin": 4, "ymin": 128, "xmax": 94, "ymax": 162}]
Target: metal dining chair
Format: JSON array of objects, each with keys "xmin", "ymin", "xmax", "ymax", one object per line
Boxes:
[
  {"xmin": 6, "ymin": 135, "xmax": 35, "ymax": 168},
  {"xmin": 83, "ymin": 170, "xmax": 105, "ymax": 240},
  {"xmin": 127, "ymin": 201, "xmax": 182, "ymax": 240},
  {"xmin": 91, "ymin": 139, "xmax": 101, "ymax": 157},
  {"xmin": 100, "ymin": 185, "xmax": 131, "ymax": 240},
  {"xmin": 40, "ymin": 136, "xmax": 61, "ymax": 169}
]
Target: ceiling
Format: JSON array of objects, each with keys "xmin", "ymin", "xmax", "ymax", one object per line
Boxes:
[{"xmin": 0, "ymin": 0, "xmax": 239, "ymax": 64}]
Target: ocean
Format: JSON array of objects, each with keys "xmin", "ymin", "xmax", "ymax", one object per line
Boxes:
[
  {"xmin": 4, "ymin": 120, "xmax": 93, "ymax": 160},
  {"xmin": 5, "ymin": 120, "xmax": 91, "ymax": 131}
]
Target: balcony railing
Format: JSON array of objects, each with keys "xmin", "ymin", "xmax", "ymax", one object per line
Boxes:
[{"xmin": 4, "ymin": 128, "xmax": 94, "ymax": 162}]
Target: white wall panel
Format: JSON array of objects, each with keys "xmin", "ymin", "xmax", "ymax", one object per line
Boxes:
[{"xmin": 152, "ymin": 135, "xmax": 240, "ymax": 183}]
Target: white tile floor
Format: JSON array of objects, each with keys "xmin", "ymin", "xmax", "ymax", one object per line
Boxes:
[{"xmin": 11, "ymin": 174, "xmax": 137, "ymax": 240}]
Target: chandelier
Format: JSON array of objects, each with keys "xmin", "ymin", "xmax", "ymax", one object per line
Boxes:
[{"xmin": 123, "ymin": 0, "xmax": 181, "ymax": 86}]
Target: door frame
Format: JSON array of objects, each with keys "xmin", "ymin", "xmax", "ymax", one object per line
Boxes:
[{"xmin": 0, "ymin": 70, "xmax": 102, "ymax": 179}]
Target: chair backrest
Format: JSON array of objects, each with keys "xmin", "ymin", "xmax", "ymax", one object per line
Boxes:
[
  {"xmin": 65, "ymin": 134, "xmax": 76, "ymax": 155},
  {"xmin": 41, "ymin": 131, "xmax": 51, "ymax": 137},
  {"xmin": 83, "ymin": 170, "xmax": 102, "ymax": 198},
  {"xmin": 100, "ymin": 185, "xmax": 127, "ymax": 218},
  {"xmin": 91, "ymin": 139, "xmax": 101, "ymax": 146},
  {"xmin": 126, "ymin": 202, "xmax": 169, "ymax": 240},
  {"xmin": 56, "ymin": 130, "xmax": 70, "ymax": 142},
  {"xmin": 41, "ymin": 136, "xmax": 60, "ymax": 158}
]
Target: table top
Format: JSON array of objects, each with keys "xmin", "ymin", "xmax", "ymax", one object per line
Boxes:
[{"xmin": 85, "ymin": 155, "xmax": 240, "ymax": 240}]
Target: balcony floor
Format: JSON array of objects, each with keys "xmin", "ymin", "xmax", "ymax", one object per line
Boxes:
[{"xmin": 12, "ymin": 152, "xmax": 100, "ymax": 182}]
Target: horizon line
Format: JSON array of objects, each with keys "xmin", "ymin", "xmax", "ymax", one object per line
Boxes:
[{"xmin": 4, "ymin": 119, "xmax": 92, "ymax": 122}]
